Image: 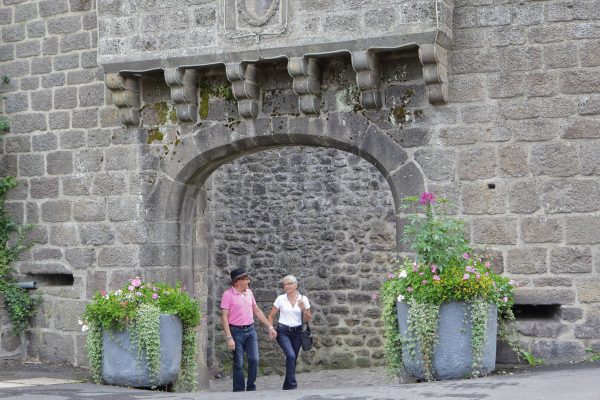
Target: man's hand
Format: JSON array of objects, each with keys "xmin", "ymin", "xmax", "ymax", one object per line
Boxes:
[{"xmin": 226, "ymin": 337, "xmax": 235, "ymax": 351}]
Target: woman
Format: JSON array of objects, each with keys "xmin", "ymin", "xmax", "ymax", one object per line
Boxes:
[{"xmin": 267, "ymin": 275, "xmax": 312, "ymax": 390}]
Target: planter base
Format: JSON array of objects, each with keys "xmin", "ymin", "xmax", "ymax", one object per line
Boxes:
[
  {"xmin": 397, "ymin": 301, "xmax": 497, "ymax": 380},
  {"xmin": 102, "ymin": 314, "xmax": 183, "ymax": 387}
]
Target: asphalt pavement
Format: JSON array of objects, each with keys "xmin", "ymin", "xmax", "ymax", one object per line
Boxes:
[{"xmin": 0, "ymin": 360, "xmax": 599, "ymax": 400}]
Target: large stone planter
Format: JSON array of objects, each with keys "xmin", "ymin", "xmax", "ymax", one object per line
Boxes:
[
  {"xmin": 397, "ymin": 301, "xmax": 497, "ymax": 380},
  {"xmin": 102, "ymin": 314, "xmax": 183, "ymax": 387}
]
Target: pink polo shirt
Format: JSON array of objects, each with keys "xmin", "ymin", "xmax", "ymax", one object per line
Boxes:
[{"xmin": 220, "ymin": 286, "xmax": 256, "ymax": 326}]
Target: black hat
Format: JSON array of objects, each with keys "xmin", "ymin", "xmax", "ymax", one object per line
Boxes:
[{"xmin": 230, "ymin": 267, "xmax": 249, "ymax": 283}]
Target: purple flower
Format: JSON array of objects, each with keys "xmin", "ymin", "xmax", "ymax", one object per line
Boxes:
[
  {"xmin": 502, "ymin": 296, "xmax": 508, "ymax": 303},
  {"xmin": 407, "ymin": 287, "xmax": 414, "ymax": 292},
  {"xmin": 485, "ymin": 262, "xmax": 491, "ymax": 268},
  {"xmin": 128, "ymin": 285, "xmax": 134, "ymax": 291},
  {"xmin": 388, "ymin": 272, "xmax": 394, "ymax": 279},
  {"xmin": 421, "ymin": 279, "xmax": 428, "ymax": 285},
  {"xmin": 431, "ymin": 264, "xmax": 437, "ymax": 273},
  {"xmin": 371, "ymin": 292, "xmax": 379, "ymax": 301},
  {"xmin": 463, "ymin": 253, "xmax": 470, "ymax": 260},
  {"xmin": 419, "ymin": 272, "xmax": 424, "ymax": 276},
  {"xmin": 463, "ymin": 273, "xmax": 470, "ymax": 280},
  {"xmin": 152, "ymin": 293, "xmax": 159, "ymax": 300},
  {"xmin": 419, "ymin": 192, "xmax": 436, "ymax": 205},
  {"xmin": 131, "ymin": 277, "xmax": 142, "ymax": 287},
  {"xmin": 433, "ymin": 275, "xmax": 440, "ymax": 281}
]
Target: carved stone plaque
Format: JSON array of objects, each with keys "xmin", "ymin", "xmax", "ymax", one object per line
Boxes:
[{"xmin": 223, "ymin": 0, "xmax": 288, "ymax": 39}]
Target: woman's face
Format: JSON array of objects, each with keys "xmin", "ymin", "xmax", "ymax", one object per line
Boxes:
[{"xmin": 282, "ymin": 280, "xmax": 297, "ymax": 293}]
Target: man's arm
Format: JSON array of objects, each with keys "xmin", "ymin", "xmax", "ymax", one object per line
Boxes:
[{"xmin": 221, "ymin": 309, "xmax": 235, "ymax": 351}]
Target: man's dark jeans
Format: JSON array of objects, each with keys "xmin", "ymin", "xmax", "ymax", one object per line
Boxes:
[
  {"xmin": 230, "ymin": 325, "xmax": 259, "ymax": 392},
  {"xmin": 276, "ymin": 324, "xmax": 303, "ymax": 390}
]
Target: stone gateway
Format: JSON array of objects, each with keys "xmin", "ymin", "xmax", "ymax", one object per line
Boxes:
[{"xmin": 1, "ymin": 0, "xmax": 599, "ymax": 387}]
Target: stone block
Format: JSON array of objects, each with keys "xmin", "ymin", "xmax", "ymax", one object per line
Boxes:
[
  {"xmin": 488, "ymin": 26, "xmax": 526, "ymax": 47},
  {"xmin": 506, "ymin": 247, "xmax": 547, "ymax": 274},
  {"xmin": 576, "ymin": 279, "xmax": 600, "ymax": 304},
  {"xmin": 530, "ymin": 142, "xmax": 580, "ymax": 177},
  {"xmin": 4, "ymin": 92, "xmax": 28, "ymax": 113},
  {"xmin": 30, "ymin": 177, "xmax": 59, "ymax": 199},
  {"xmin": 550, "ymin": 247, "xmax": 592, "ymax": 273},
  {"xmin": 18, "ymin": 153, "xmax": 45, "ymax": 176},
  {"xmin": 73, "ymin": 198, "xmax": 106, "ymax": 222},
  {"xmin": 460, "ymin": 181, "xmax": 505, "ymax": 214},
  {"xmin": 521, "ymin": 216, "xmax": 562, "ymax": 243},
  {"xmin": 65, "ymin": 247, "xmax": 96, "ymax": 269},
  {"xmin": 31, "ymin": 90, "xmax": 52, "ymax": 111},
  {"xmin": 20, "ymin": 76, "xmax": 40, "ymax": 91},
  {"xmin": 115, "ymin": 222, "xmax": 149, "ymax": 244},
  {"xmin": 27, "ymin": 20, "xmax": 46, "ymax": 38},
  {"xmin": 541, "ymin": 179, "xmax": 600, "ymax": 213},
  {"xmin": 42, "ymin": 37, "xmax": 59, "ymax": 55},
  {"xmin": 517, "ymin": 320, "xmax": 566, "ymax": 338},
  {"xmin": 451, "ymin": 48, "xmax": 501, "ymax": 75},
  {"xmin": 46, "ymin": 151, "xmax": 73, "ymax": 175},
  {"xmin": 47, "ymin": 15, "xmax": 81, "ymax": 35},
  {"xmin": 38, "ymin": 331, "xmax": 75, "ymax": 364},
  {"xmin": 49, "ymin": 111, "xmax": 70, "ymax": 129},
  {"xmin": 559, "ymin": 307, "xmax": 583, "ymax": 322},
  {"xmin": 39, "ymin": 0, "xmax": 69, "ymax": 17},
  {"xmin": 562, "ymin": 118, "xmax": 600, "ymax": 139},
  {"xmin": 533, "ymin": 277, "xmax": 572, "ymax": 287},
  {"xmin": 439, "ymin": 126, "xmax": 478, "ymax": 146},
  {"xmin": 62, "ymin": 175, "xmax": 92, "ymax": 196},
  {"xmin": 74, "ymin": 149, "xmax": 103, "ymax": 172},
  {"xmin": 78, "ymin": 83, "xmax": 105, "ymax": 107},
  {"xmin": 10, "ymin": 113, "xmax": 47, "ymax": 134},
  {"xmin": 67, "ymin": 70, "xmax": 94, "ymax": 85},
  {"xmin": 472, "ymin": 217, "xmax": 517, "ymax": 245},
  {"xmin": 60, "ymin": 32, "xmax": 90, "ymax": 53},
  {"xmin": 0, "ymin": 155, "xmax": 18, "ymax": 177},
  {"xmin": 139, "ymin": 244, "xmax": 180, "ymax": 266},
  {"xmin": 42, "ymin": 73, "xmax": 65, "ymax": 88},
  {"xmin": 5, "ymin": 136, "xmax": 31, "ymax": 153},
  {"xmin": 1, "ymin": 24, "xmax": 25, "ymax": 42},
  {"xmin": 85, "ymin": 270, "xmax": 107, "ymax": 300},
  {"xmin": 71, "ymin": 109, "xmax": 98, "ymax": 129},
  {"xmin": 544, "ymin": 43, "xmax": 578, "ymax": 69},
  {"xmin": 41, "ymin": 200, "xmax": 72, "ymax": 222},
  {"xmin": 54, "ymin": 87, "xmax": 77, "ymax": 109},
  {"xmin": 514, "ymin": 287, "xmax": 575, "ymax": 305},
  {"xmin": 524, "ymin": 72, "xmax": 559, "ymax": 97},
  {"xmin": 575, "ymin": 310, "xmax": 600, "ymax": 339},
  {"xmin": 87, "ymin": 128, "xmax": 112, "ymax": 147},
  {"xmin": 49, "ymin": 225, "xmax": 79, "ymax": 246},
  {"xmin": 580, "ymin": 41, "xmax": 600, "ymax": 67},
  {"xmin": 449, "ymin": 74, "xmax": 486, "ymax": 102},
  {"xmin": 92, "ymin": 173, "xmax": 127, "ymax": 195},
  {"xmin": 560, "ymin": 70, "xmax": 600, "ymax": 94},
  {"xmin": 0, "ymin": 44, "xmax": 14, "ymax": 62},
  {"xmin": 53, "ymin": 54, "xmax": 79, "ymax": 71},
  {"xmin": 414, "ymin": 149, "xmax": 455, "ymax": 181},
  {"xmin": 59, "ymin": 130, "xmax": 86, "ymax": 149},
  {"xmin": 501, "ymin": 46, "xmax": 542, "ymax": 71},
  {"xmin": 81, "ymin": 50, "xmax": 98, "ymax": 68},
  {"xmin": 499, "ymin": 144, "xmax": 528, "ymax": 177},
  {"xmin": 105, "ymin": 147, "xmax": 138, "ymax": 171},
  {"xmin": 456, "ymin": 146, "xmax": 497, "ymax": 180},
  {"xmin": 565, "ymin": 216, "xmax": 600, "ymax": 244},
  {"xmin": 531, "ymin": 340, "xmax": 586, "ymax": 362},
  {"xmin": 79, "ymin": 224, "xmax": 115, "ymax": 246},
  {"xmin": 108, "ymin": 191, "xmax": 142, "ymax": 220},
  {"xmin": 98, "ymin": 247, "xmax": 136, "ymax": 268},
  {"xmin": 15, "ymin": 40, "xmax": 40, "ymax": 58},
  {"xmin": 487, "ymin": 73, "xmax": 524, "ymax": 98},
  {"xmin": 387, "ymin": 127, "xmax": 430, "ymax": 148},
  {"xmin": 53, "ymin": 299, "xmax": 87, "ymax": 331}
]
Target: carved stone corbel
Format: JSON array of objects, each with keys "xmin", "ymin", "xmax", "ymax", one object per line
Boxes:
[
  {"xmin": 164, "ymin": 67, "xmax": 198, "ymax": 123},
  {"xmin": 287, "ymin": 57, "xmax": 320, "ymax": 115},
  {"xmin": 351, "ymin": 51, "xmax": 382, "ymax": 110},
  {"xmin": 105, "ymin": 73, "xmax": 140, "ymax": 126},
  {"xmin": 419, "ymin": 44, "xmax": 449, "ymax": 104},
  {"xmin": 225, "ymin": 62, "xmax": 259, "ymax": 119}
]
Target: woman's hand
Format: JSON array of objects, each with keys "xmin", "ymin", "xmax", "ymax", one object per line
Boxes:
[
  {"xmin": 268, "ymin": 327, "xmax": 277, "ymax": 340},
  {"xmin": 298, "ymin": 295, "xmax": 306, "ymax": 311}
]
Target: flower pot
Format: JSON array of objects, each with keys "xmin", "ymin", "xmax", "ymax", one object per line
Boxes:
[
  {"xmin": 396, "ymin": 301, "xmax": 497, "ymax": 380},
  {"xmin": 102, "ymin": 314, "xmax": 183, "ymax": 387}
]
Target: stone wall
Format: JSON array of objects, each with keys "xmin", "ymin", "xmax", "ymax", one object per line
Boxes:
[
  {"xmin": 0, "ymin": 295, "xmax": 24, "ymax": 359},
  {"xmin": 0, "ymin": 0, "xmax": 599, "ymax": 379}
]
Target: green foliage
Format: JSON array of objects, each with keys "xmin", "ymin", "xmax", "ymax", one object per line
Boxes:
[
  {"xmin": 520, "ymin": 350, "xmax": 544, "ymax": 367},
  {"xmin": 0, "ymin": 117, "xmax": 9, "ymax": 133},
  {"xmin": 82, "ymin": 277, "xmax": 202, "ymax": 390},
  {"xmin": 585, "ymin": 348, "xmax": 600, "ymax": 362},
  {"xmin": 0, "ymin": 176, "xmax": 38, "ymax": 336},
  {"xmin": 380, "ymin": 192, "xmax": 517, "ymax": 380}
]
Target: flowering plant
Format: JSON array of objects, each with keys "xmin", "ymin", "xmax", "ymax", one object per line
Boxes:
[
  {"xmin": 81, "ymin": 277, "xmax": 201, "ymax": 391},
  {"xmin": 380, "ymin": 193, "xmax": 516, "ymax": 380}
]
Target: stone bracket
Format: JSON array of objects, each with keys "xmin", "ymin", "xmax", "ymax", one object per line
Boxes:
[
  {"xmin": 105, "ymin": 73, "xmax": 140, "ymax": 126},
  {"xmin": 287, "ymin": 57, "xmax": 320, "ymax": 115},
  {"xmin": 351, "ymin": 51, "xmax": 382, "ymax": 110},
  {"xmin": 419, "ymin": 44, "xmax": 449, "ymax": 105},
  {"xmin": 226, "ymin": 62, "xmax": 259, "ymax": 119},
  {"xmin": 165, "ymin": 67, "xmax": 198, "ymax": 123}
]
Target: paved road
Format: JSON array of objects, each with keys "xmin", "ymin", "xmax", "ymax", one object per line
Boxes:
[{"xmin": 1, "ymin": 363, "xmax": 599, "ymax": 400}]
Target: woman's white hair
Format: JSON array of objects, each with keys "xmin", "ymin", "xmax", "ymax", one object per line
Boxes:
[{"xmin": 281, "ymin": 274, "xmax": 297, "ymax": 284}]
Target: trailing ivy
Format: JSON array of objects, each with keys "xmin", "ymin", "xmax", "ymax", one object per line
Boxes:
[
  {"xmin": 469, "ymin": 300, "xmax": 490, "ymax": 377},
  {"xmin": 86, "ymin": 323, "xmax": 103, "ymax": 384},
  {"xmin": 0, "ymin": 176, "xmax": 38, "ymax": 336},
  {"xmin": 406, "ymin": 299, "xmax": 439, "ymax": 381},
  {"xmin": 175, "ymin": 325, "xmax": 198, "ymax": 392},
  {"xmin": 134, "ymin": 303, "xmax": 161, "ymax": 384}
]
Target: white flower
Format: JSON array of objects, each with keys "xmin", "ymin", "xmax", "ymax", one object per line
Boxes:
[
  {"xmin": 398, "ymin": 270, "xmax": 407, "ymax": 278},
  {"xmin": 81, "ymin": 324, "xmax": 89, "ymax": 332},
  {"xmin": 397, "ymin": 294, "xmax": 405, "ymax": 302},
  {"xmin": 115, "ymin": 290, "xmax": 123, "ymax": 296},
  {"xmin": 78, "ymin": 319, "xmax": 83, "ymax": 326}
]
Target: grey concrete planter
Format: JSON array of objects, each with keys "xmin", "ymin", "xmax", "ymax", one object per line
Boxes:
[
  {"xmin": 397, "ymin": 301, "xmax": 497, "ymax": 380},
  {"xmin": 102, "ymin": 314, "xmax": 183, "ymax": 387}
]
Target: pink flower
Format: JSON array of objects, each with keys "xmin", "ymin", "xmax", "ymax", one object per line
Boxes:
[
  {"xmin": 388, "ymin": 272, "xmax": 394, "ymax": 279},
  {"xmin": 463, "ymin": 273, "xmax": 470, "ymax": 280},
  {"xmin": 503, "ymin": 296, "xmax": 508, "ymax": 303},
  {"xmin": 135, "ymin": 291, "xmax": 142, "ymax": 296},
  {"xmin": 413, "ymin": 265, "xmax": 418, "ymax": 272},
  {"xmin": 485, "ymin": 262, "xmax": 491, "ymax": 268},
  {"xmin": 509, "ymin": 280, "xmax": 518, "ymax": 286},
  {"xmin": 100, "ymin": 290, "xmax": 107, "ymax": 296},
  {"xmin": 131, "ymin": 277, "xmax": 142, "ymax": 287},
  {"xmin": 419, "ymin": 192, "xmax": 436, "ymax": 205},
  {"xmin": 475, "ymin": 273, "xmax": 481, "ymax": 280},
  {"xmin": 421, "ymin": 279, "xmax": 428, "ymax": 285},
  {"xmin": 431, "ymin": 264, "xmax": 437, "ymax": 273},
  {"xmin": 152, "ymin": 293, "xmax": 159, "ymax": 300},
  {"xmin": 419, "ymin": 272, "xmax": 424, "ymax": 276},
  {"xmin": 433, "ymin": 275, "xmax": 440, "ymax": 281},
  {"xmin": 407, "ymin": 287, "xmax": 414, "ymax": 292},
  {"xmin": 128, "ymin": 285, "xmax": 134, "ymax": 291},
  {"xmin": 463, "ymin": 253, "xmax": 470, "ymax": 260}
]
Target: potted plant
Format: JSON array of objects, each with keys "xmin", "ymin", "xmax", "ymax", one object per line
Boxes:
[
  {"xmin": 380, "ymin": 192, "xmax": 517, "ymax": 381},
  {"xmin": 81, "ymin": 277, "xmax": 201, "ymax": 391}
]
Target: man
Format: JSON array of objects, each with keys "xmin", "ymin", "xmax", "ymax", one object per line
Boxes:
[{"xmin": 221, "ymin": 267, "xmax": 277, "ymax": 392}]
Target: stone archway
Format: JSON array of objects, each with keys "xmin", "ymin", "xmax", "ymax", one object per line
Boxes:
[{"xmin": 147, "ymin": 115, "xmax": 425, "ymax": 386}]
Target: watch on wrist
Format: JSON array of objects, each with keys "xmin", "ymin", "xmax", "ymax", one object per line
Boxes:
[{"xmin": 226, "ymin": 336, "xmax": 233, "ymax": 340}]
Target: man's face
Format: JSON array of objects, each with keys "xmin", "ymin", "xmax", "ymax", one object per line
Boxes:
[{"xmin": 235, "ymin": 276, "xmax": 251, "ymax": 290}]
